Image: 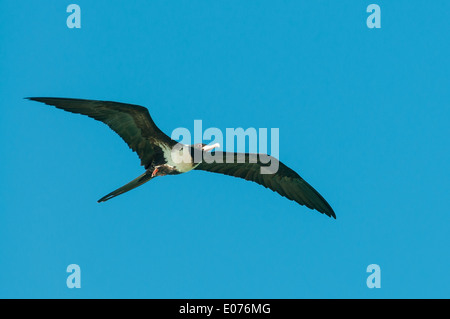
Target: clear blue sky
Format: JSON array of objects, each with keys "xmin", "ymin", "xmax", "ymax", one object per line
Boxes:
[{"xmin": 0, "ymin": 1, "xmax": 449, "ymax": 298}]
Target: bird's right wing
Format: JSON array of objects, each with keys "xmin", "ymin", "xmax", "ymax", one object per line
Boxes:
[
  {"xmin": 27, "ymin": 97, "xmax": 176, "ymax": 167},
  {"xmin": 195, "ymin": 152, "xmax": 335, "ymax": 218}
]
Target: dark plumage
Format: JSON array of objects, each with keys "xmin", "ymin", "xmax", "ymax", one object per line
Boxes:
[{"xmin": 27, "ymin": 97, "xmax": 335, "ymax": 218}]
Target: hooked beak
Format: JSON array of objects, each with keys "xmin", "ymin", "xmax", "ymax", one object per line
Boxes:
[{"xmin": 202, "ymin": 143, "xmax": 220, "ymax": 152}]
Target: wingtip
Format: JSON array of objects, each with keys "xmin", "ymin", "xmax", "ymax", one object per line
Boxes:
[
  {"xmin": 25, "ymin": 97, "xmax": 43, "ymax": 102},
  {"xmin": 319, "ymin": 200, "xmax": 336, "ymax": 219},
  {"xmin": 320, "ymin": 208, "xmax": 336, "ymax": 219},
  {"xmin": 327, "ymin": 209, "xmax": 337, "ymax": 219}
]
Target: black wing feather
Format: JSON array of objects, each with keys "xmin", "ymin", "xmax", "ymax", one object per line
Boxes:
[
  {"xmin": 27, "ymin": 97, "xmax": 175, "ymax": 167},
  {"xmin": 195, "ymin": 152, "xmax": 335, "ymax": 218}
]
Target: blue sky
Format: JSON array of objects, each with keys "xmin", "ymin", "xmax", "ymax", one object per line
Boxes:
[{"xmin": 0, "ymin": 1, "xmax": 449, "ymax": 298}]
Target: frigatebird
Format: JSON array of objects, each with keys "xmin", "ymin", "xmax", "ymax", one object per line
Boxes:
[{"xmin": 27, "ymin": 97, "xmax": 336, "ymax": 218}]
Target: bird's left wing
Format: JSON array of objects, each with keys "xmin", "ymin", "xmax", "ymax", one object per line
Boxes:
[
  {"xmin": 194, "ymin": 152, "xmax": 335, "ymax": 218},
  {"xmin": 27, "ymin": 97, "xmax": 176, "ymax": 167}
]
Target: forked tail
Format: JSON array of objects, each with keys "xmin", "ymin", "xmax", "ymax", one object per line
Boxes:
[{"xmin": 97, "ymin": 171, "xmax": 154, "ymax": 203}]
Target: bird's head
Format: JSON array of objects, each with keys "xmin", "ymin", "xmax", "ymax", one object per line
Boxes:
[
  {"xmin": 189, "ymin": 143, "xmax": 220, "ymax": 164},
  {"xmin": 192, "ymin": 143, "xmax": 220, "ymax": 152}
]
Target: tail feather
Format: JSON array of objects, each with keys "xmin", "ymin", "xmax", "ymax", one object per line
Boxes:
[{"xmin": 98, "ymin": 171, "xmax": 154, "ymax": 203}]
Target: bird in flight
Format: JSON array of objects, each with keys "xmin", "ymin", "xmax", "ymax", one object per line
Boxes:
[{"xmin": 27, "ymin": 97, "xmax": 335, "ymax": 218}]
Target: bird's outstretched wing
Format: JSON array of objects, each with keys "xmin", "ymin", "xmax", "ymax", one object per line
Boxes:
[
  {"xmin": 27, "ymin": 97, "xmax": 176, "ymax": 167},
  {"xmin": 195, "ymin": 152, "xmax": 335, "ymax": 218}
]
